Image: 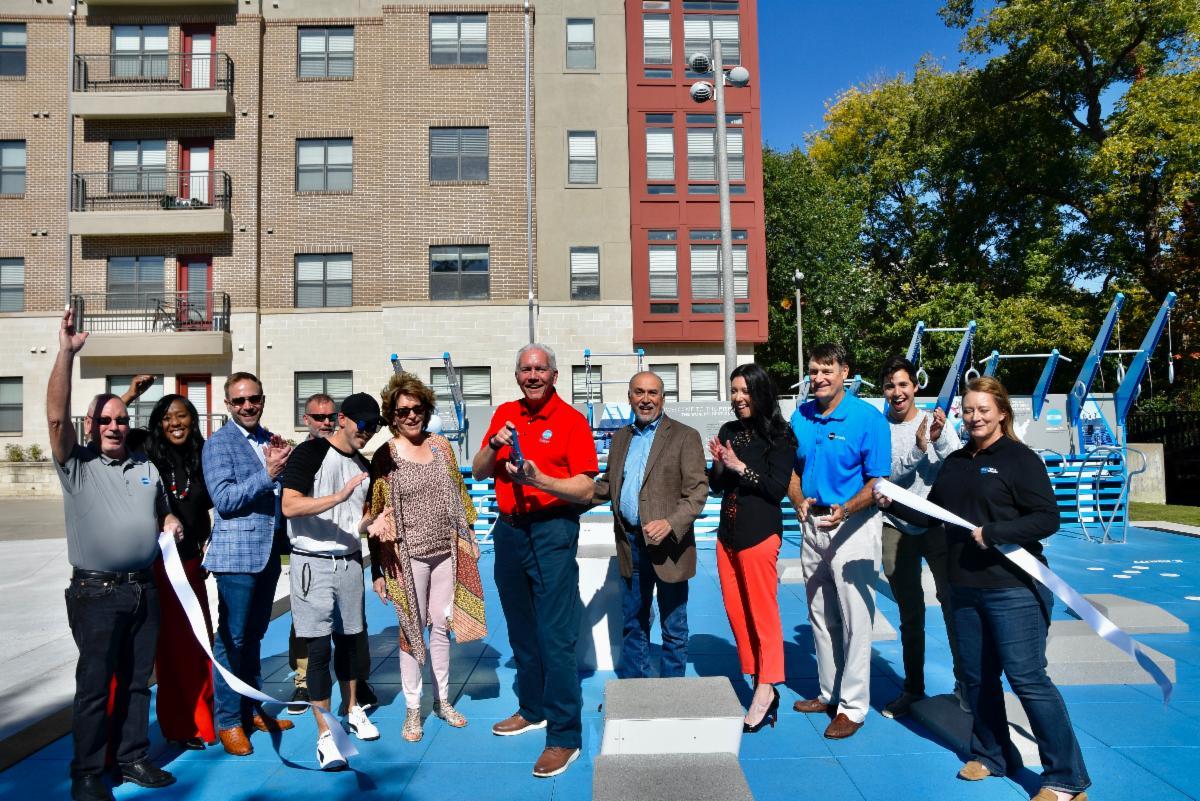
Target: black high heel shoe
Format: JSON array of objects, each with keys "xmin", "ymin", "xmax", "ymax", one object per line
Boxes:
[{"xmin": 743, "ymin": 686, "xmax": 780, "ymax": 733}]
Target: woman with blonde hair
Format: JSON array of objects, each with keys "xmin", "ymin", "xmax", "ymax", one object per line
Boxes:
[
  {"xmin": 876, "ymin": 376, "xmax": 1090, "ymax": 801},
  {"xmin": 364, "ymin": 372, "xmax": 484, "ymax": 742}
]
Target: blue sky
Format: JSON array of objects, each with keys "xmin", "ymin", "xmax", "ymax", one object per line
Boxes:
[{"xmin": 758, "ymin": 0, "xmax": 967, "ymax": 151}]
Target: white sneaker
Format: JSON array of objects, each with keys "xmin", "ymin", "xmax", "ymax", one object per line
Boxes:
[
  {"xmin": 316, "ymin": 730, "xmax": 347, "ymax": 771},
  {"xmin": 347, "ymin": 705, "xmax": 380, "ymax": 741}
]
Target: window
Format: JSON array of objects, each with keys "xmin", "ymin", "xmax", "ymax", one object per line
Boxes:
[
  {"xmin": 0, "ymin": 141, "xmax": 24, "ymax": 196},
  {"xmin": 430, "ymin": 14, "xmax": 487, "ymax": 65},
  {"xmin": 687, "ymin": 126, "xmax": 744, "ymax": 184},
  {"xmin": 567, "ymin": 131, "xmax": 597, "ymax": 184},
  {"xmin": 431, "ymin": 366, "xmax": 492, "ymax": 407},
  {"xmin": 298, "ymin": 27, "xmax": 354, "ymax": 79},
  {"xmin": 683, "ymin": 14, "xmax": 739, "ymax": 67},
  {"xmin": 112, "ymin": 25, "xmax": 168, "ymax": 80},
  {"xmin": 0, "ymin": 378, "xmax": 21, "ymax": 434},
  {"xmin": 109, "ymin": 139, "xmax": 165, "ymax": 193},
  {"xmin": 429, "ymin": 246, "xmax": 489, "ymax": 300},
  {"xmin": 690, "ymin": 230, "xmax": 749, "ymax": 313},
  {"xmin": 643, "ymin": 15, "xmax": 671, "ymax": 65},
  {"xmin": 646, "ymin": 114, "xmax": 674, "ymax": 188},
  {"xmin": 106, "ymin": 375, "xmax": 162, "ymax": 429},
  {"xmin": 565, "ymin": 19, "xmax": 595, "ymax": 70},
  {"xmin": 569, "ymin": 247, "xmax": 600, "ymax": 301},
  {"xmin": 295, "ymin": 372, "xmax": 352, "ymax": 427},
  {"xmin": 691, "ymin": 363, "xmax": 720, "ymax": 401},
  {"xmin": 296, "ymin": 138, "xmax": 352, "ymax": 192},
  {"xmin": 0, "ymin": 24, "xmax": 26, "ymax": 77},
  {"xmin": 295, "ymin": 253, "xmax": 352, "ymax": 308},
  {"xmin": 649, "ymin": 363, "xmax": 679, "ymax": 401},
  {"xmin": 430, "ymin": 127, "xmax": 488, "ymax": 182},
  {"xmin": 572, "ymin": 366, "xmax": 602, "ymax": 404},
  {"xmin": 0, "ymin": 258, "xmax": 23, "ymax": 312},
  {"xmin": 106, "ymin": 255, "xmax": 164, "ymax": 310},
  {"xmin": 648, "ymin": 231, "xmax": 678, "ymax": 313}
]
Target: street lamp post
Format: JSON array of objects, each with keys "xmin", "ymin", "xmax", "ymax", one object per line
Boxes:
[{"xmin": 794, "ymin": 269, "xmax": 804, "ymax": 374}]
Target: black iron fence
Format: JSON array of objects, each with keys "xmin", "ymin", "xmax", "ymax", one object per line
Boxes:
[
  {"xmin": 71, "ymin": 170, "xmax": 232, "ymax": 213},
  {"xmin": 71, "ymin": 291, "xmax": 231, "ymax": 334},
  {"xmin": 1127, "ymin": 410, "xmax": 1200, "ymax": 506},
  {"xmin": 73, "ymin": 52, "xmax": 233, "ymax": 92}
]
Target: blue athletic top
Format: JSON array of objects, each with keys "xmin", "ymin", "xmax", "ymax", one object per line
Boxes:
[{"xmin": 790, "ymin": 393, "xmax": 891, "ymax": 506}]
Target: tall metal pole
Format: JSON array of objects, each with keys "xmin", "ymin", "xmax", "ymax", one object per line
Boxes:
[
  {"xmin": 794, "ymin": 270, "xmax": 804, "ymax": 374},
  {"xmin": 66, "ymin": 0, "xmax": 78, "ymax": 307},
  {"xmin": 523, "ymin": 0, "xmax": 535, "ymax": 343},
  {"xmin": 712, "ymin": 40, "xmax": 737, "ymax": 383}
]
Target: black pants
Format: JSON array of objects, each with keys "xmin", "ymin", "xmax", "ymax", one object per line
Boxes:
[{"xmin": 65, "ymin": 576, "xmax": 160, "ymax": 778}]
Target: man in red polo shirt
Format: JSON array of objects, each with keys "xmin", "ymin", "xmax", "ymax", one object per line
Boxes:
[{"xmin": 472, "ymin": 343, "xmax": 598, "ymax": 778}]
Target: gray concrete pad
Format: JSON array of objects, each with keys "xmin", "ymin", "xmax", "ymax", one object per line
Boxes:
[
  {"xmin": 908, "ymin": 692, "xmax": 1038, "ymax": 767},
  {"xmin": 593, "ymin": 752, "xmax": 754, "ymax": 801},
  {"xmin": 1076, "ymin": 593, "xmax": 1189, "ymax": 634},
  {"xmin": 777, "ymin": 557, "xmax": 803, "ymax": 584},
  {"xmin": 605, "ymin": 677, "xmax": 744, "ymax": 721},
  {"xmin": 1132, "ymin": 520, "xmax": 1200, "ymax": 538},
  {"xmin": 1045, "ymin": 619, "xmax": 1176, "ymax": 685}
]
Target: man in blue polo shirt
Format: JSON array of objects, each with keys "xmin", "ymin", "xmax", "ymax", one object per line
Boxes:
[{"xmin": 787, "ymin": 343, "xmax": 890, "ymax": 740}]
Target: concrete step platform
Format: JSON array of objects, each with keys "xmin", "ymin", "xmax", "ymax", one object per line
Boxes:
[
  {"xmin": 908, "ymin": 692, "xmax": 1039, "ymax": 767},
  {"xmin": 1073, "ymin": 593, "xmax": 1189, "ymax": 634},
  {"xmin": 593, "ymin": 752, "xmax": 754, "ymax": 801},
  {"xmin": 1046, "ymin": 619, "xmax": 1176, "ymax": 685},
  {"xmin": 601, "ymin": 677, "xmax": 745, "ymax": 756}
]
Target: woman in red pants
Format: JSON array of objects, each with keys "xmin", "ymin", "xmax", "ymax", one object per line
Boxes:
[{"xmin": 708, "ymin": 363, "xmax": 796, "ymax": 733}]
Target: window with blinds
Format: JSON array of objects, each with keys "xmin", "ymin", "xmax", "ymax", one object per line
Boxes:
[
  {"xmin": 683, "ymin": 15, "xmax": 739, "ymax": 67},
  {"xmin": 295, "ymin": 371, "xmax": 352, "ymax": 427},
  {"xmin": 569, "ymin": 247, "xmax": 600, "ymax": 301},
  {"xmin": 430, "ymin": 366, "xmax": 492, "ymax": 406},
  {"xmin": 646, "ymin": 123, "xmax": 674, "ymax": 185},
  {"xmin": 690, "ymin": 363, "xmax": 721, "ymax": 401},
  {"xmin": 0, "ymin": 24, "xmax": 26, "ymax": 77},
  {"xmin": 298, "ymin": 27, "xmax": 354, "ymax": 79},
  {"xmin": 643, "ymin": 15, "xmax": 671, "ymax": 65},
  {"xmin": 111, "ymin": 25, "xmax": 168, "ymax": 80},
  {"xmin": 689, "ymin": 243, "xmax": 748, "ymax": 297},
  {"xmin": 0, "ymin": 140, "xmax": 24, "ymax": 196},
  {"xmin": 648, "ymin": 363, "xmax": 679, "ymax": 401},
  {"xmin": 0, "ymin": 258, "xmax": 24, "ymax": 312},
  {"xmin": 567, "ymin": 131, "xmax": 598, "ymax": 184},
  {"xmin": 430, "ymin": 127, "xmax": 488, "ymax": 182},
  {"xmin": 106, "ymin": 374, "xmax": 163, "ymax": 428},
  {"xmin": 296, "ymin": 138, "xmax": 352, "ymax": 192},
  {"xmin": 106, "ymin": 255, "xmax": 164, "ymax": 311},
  {"xmin": 295, "ymin": 253, "xmax": 352, "ymax": 308},
  {"xmin": 429, "ymin": 245, "xmax": 490, "ymax": 300},
  {"xmin": 0, "ymin": 377, "xmax": 21, "ymax": 434},
  {"xmin": 686, "ymin": 128, "xmax": 743, "ymax": 182},
  {"xmin": 648, "ymin": 244, "xmax": 678, "ymax": 300},
  {"xmin": 109, "ymin": 139, "xmax": 165, "ymax": 194},
  {"xmin": 572, "ymin": 366, "xmax": 602, "ymax": 404},
  {"xmin": 565, "ymin": 19, "xmax": 595, "ymax": 70},
  {"xmin": 430, "ymin": 14, "xmax": 487, "ymax": 65}
]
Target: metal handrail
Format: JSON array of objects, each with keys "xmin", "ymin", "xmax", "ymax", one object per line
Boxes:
[
  {"xmin": 1072, "ymin": 446, "xmax": 1129, "ymax": 544},
  {"xmin": 71, "ymin": 170, "xmax": 232, "ymax": 213},
  {"xmin": 71, "ymin": 291, "xmax": 231, "ymax": 334},
  {"xmin": 73, "ymin": 52, "xmax": 234, "ymax": 92}
]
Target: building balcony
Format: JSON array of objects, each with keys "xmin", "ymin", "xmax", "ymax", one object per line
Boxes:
[
  {"xmin": 72, "ymin": 53, "xmax": 234, "ymax": 119},
  {"xmin": 69, "ymin": 170, "xmax": 232, "ymax": 236},
  {"xmin": 70, "ymin": 291, "xmax": 232, "ymax": 359},
  {"xmin": 85, "ymin": 0, "xmax": 234, "ymax": 6}
]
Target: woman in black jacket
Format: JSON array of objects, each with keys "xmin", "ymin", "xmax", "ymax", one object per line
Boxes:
[
  {"xmin": 876, "ymin": 376, "xmax": 1090, "ymax": 801},
  {"xmin": 708, "ymin": 363, "xmax": 796, "ymax": 734}
]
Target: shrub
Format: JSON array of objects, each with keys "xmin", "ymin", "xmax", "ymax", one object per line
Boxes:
[
  {"xmin": 5, "ymin": 444, "xmax": 25, "ymax": 462},
  {"xmin": 27, "ymin": 444, "xmax": 44, "ymax": 461}
]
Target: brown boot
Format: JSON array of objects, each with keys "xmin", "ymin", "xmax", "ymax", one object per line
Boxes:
[
  {"xmin": 218, "ymin": 726, "xmax": 253, "ymax": 756},
  {"xmin": 249, "ymin": 713, "xmax": 294, "ymax": 733}
]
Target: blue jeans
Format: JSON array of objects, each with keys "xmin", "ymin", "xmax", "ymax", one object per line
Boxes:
[
  {"xmin": 619, "ymin": 528, "xmax": 689, "ymax": 679},
  {"xmin": 212, "ymin": 557, "xmax": 281, "ymax": 729},
  {"xmin": 952, "ymin": 583, "xmax": 1091, "ymax": 794},
  {"xmin": 493, "ymin": 514, "xmax": 583, "ymax": 749}
]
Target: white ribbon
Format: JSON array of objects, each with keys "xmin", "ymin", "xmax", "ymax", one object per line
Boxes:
[
  {"xmin": 875, "ymin": 480, "xmax": 1173, "ymax": 704},
  {"xmin": 157, "ymin": 532, "xmax": 359, "ymax": 760}
]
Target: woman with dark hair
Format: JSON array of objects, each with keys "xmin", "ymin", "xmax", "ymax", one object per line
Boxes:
[
  {"xmin": 876, "ymin": 377, "xmax": 1090, "ymax": 801},
  {"xmin": 708, "ymin": 363, "xmax": 796, "ymax": 733},
  {"xmin": 145, "ymin": 393, "xmax": 216, "ymax": 750}
]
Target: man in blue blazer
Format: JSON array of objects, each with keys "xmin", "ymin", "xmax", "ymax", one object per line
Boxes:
[{"xmin": 203, "ymin": 371, "xmax": 296, "ymax": 755}]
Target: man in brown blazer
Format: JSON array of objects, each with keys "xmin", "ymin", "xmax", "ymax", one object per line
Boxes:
[{"xmin": 592, "ymin": 371, "xmax": 709, "ymax": 678}]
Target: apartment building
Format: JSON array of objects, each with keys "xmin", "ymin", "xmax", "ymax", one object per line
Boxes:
[{"xmin": 0, "ymin": 0, "xmax": 764, "ymax": 447}]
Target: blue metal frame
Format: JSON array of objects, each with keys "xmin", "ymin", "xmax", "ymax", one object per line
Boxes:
[
  {"xmin": 390, "ymin": 351, "xmax": 469, "ymax": 453},
  {"xmin": 982, "ymin": 350, "xmax": 1001, "ymax": 378},
  {"xmin": 1068, "ymin": 293, "xmax": 1125, "ymax": 447},
  {"xmin": 1031, "ymin": 349, "xmax": 1061, "ymax": 421},
  {"xmin": 935, "ymin": 320, "xmax": 976, "ymax": 415},
  {"xmin": 1113, "ymin": 292, "xmax": 1178, "ymax": 429}
]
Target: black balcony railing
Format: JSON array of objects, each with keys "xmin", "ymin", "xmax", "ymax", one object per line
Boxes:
[
  {"xmin": 71, "ymin": 170, "xmax": 232, "ymax": 213},
  {"xmin": 73, "ymin": 52, "xmax": 234, "ymax": 92},
  {"xmin": 71, "ymin": 291, "xmax": 231, "ymax": 334}
]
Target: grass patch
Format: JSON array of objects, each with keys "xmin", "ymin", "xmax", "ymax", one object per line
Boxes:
[{"xmin": 1130, "ymin": 502, "xmax": 1200, "ymax": 527}]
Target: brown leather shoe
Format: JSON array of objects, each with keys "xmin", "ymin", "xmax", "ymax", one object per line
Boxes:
[
  {"xmin": 249, "ymin": 713, "xmax": 294, "ymax": 733},
  {"xmin": 957, "ymin": 760, "xmax": 993, "ymax": 781},
  {"xmin": 792, "ymin": 698, "xmax": 834, "ymax": 714},
  {"xmin": 218, "ymin": 726, "xmax": 253, "ymax": 756},
  {"xmin": 823, "ymin": 713, "xmax": 864, "ymax": 739},
  {"xmin": 532, "ymin": 746, "xmax": 580, "ymax": 778},
  {"xmin": 1031, "ymin": 790, "xmax": 1088, "ymax": 801},
  {"xmin": 491, "ymin": 712, "xmax": 547, "ymax": 737}
]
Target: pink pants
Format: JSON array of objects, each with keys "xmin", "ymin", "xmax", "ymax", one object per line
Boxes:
[{"xmin": 399, "ymin": 553, "xmax": 454, "ymax": 708}]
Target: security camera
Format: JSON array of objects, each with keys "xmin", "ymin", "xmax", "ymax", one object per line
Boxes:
[
  {"xmin": 690, "ymin": 81, "xmax": 714, "ymax": 103},
  {"xmin": 727, "ymin": 65, "xmax": 750, "ymax": 87},
  {"xmin": 688, "ymin": 52, "xmax": 713, "ymax": 74}
]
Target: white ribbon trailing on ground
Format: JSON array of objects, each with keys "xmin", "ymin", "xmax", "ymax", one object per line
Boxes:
[
  {"xmin": 157, "ymin": 532, "xmax": 359, "ymax": 760},
  {"xmin": 874, "ymin": 480, "xmax": 1173, "ymax": 704}
]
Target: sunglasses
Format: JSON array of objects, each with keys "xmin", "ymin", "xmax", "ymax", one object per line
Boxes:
[
  {"xmin": 227, "ymin": 394, "xmax": 265, "ymax": 407},
  {"xmin": 351, "ymin": 419, "xmax": 380, "ymax": 435},
  {"xmin": 95, "ymin": 415, "xmax": 131, "ymax": 426},
  {"xmin": 391, "ymin": 405, "xmax": 426, "ymax": 419},
  {"xmin": 306, "ymin": 413, "xmax": 335, "ymax": 422}
]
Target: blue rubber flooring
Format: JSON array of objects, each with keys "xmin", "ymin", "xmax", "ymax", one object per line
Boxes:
[{"xmin": 4, "ymin": 525, "xmax": 1200, "ymax": 800}]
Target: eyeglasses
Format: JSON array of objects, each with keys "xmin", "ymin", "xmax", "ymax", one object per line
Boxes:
[
  {"xmin": 227, "ymin": 394, "xmax": 264, "ymax": 407},
  {"xmin": 96, "ymin": 415, "xmax": 131, "ymax": 426},
  {"xmin": 391, "ymin": 406, "xmax": 426, "ymax": 419},
  {"xmin": 305, "ymin": 413, "xmax": 335, "ymax": 422}
]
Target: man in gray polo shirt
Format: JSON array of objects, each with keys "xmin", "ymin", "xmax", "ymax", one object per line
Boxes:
[{"xmin": 47, "ymin": 308, "xmax": 183, "ymax": 801}]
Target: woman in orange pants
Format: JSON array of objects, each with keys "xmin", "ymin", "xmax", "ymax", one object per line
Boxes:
[{"xmin": 708, "ymin": 363, "xmax": 796, "ymax": 733}]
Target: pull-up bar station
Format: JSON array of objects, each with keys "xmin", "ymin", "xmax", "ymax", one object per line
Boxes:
[
  {"xmin": 979, "ymin": 350, "xmax": 1073, "ymax": 421},
  {"xmin": 582, "ymin": 348, "xmax": 645, "ymax": 430},
  {"xmin": 905, "ymin": 319, "xmax": 978, "ymax": 415},
  {"xmin": 390, "ymin": 352, "xmax": 469, "ymax": 455}
]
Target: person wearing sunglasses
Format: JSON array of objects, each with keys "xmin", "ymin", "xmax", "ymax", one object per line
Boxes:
[
  {"xmin": 282, "ymin": 392, "xmax": 384, "ymax": 769},
  {"xmin": 202, "ymin": 372, "xmax": 296, "ymax": 756},
  {"xmin": 47, "ymin": 308, "xmax": 184, "ymax": 801}
]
